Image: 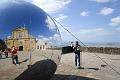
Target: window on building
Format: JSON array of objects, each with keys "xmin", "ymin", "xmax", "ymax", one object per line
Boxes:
[
  {"xmin": 37, "ymin": 46, "xmax": 39, "ymax": 49},
  {"xmin": 40, "ymin": 45, "xmax": 42, "ymax": 50}
]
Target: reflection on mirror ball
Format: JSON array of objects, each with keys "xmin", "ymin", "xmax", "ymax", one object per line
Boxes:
[{"xmin": 0, "ymin": 0, "xmax": 62, "ymax": 80}]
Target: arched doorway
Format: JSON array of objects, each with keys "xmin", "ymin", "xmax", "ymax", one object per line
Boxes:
[{"xmin": 19, "ymin": 46, "xmax": 23, "ymax": 51}]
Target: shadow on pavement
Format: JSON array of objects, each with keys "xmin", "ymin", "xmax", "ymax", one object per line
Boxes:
[
  {"xmin": 86, "ymin": 67, "xmax": 99, "ymax": 71},
  {"xmin": 19, "ymin": 58, "xmax": 29, "ymax": 64},
  {"xmin": 76, "ymin": 67, "xmax": 99, "ymax": 71},
  {"xmin": 51, "ymin": 74, "xmax": 99, "ymax": 80},
  {"xmin": 15, "ymin": 59, "xmax": 57, "ymax": 80}
]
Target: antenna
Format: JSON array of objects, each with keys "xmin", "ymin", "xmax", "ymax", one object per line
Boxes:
[{"xmin": 28, "ymin": 16, "xmax": 33, "ymax": 67}]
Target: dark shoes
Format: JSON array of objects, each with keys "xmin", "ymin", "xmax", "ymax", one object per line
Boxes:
[{"xmin": 76, "ymin": 66, "xmax": 84, "ymax": 69}]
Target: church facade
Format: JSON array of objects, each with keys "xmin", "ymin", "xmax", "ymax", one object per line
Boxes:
[
  {"xmin": 6, "ymin": 27, "xmax": 51, "ymax": 51},
  {"xmin": 6, "ymin": 27, "xmax": 36, "ymax": 51}
]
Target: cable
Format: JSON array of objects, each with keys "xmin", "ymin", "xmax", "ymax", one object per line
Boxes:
[
  {"xmin": 52, "ymin": 17, "xmax": 120, "ymax": 76},
  {"xmin": 53, "ymin": 18, "xmax": 86, "ymax": 47}
]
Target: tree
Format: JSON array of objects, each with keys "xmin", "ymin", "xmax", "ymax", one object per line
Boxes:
[{"xmin": 0, "ymin": 39, "xmax": 6, "ymax": 51}]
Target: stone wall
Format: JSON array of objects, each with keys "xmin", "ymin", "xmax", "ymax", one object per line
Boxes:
[
  {"xmin": 82, "ymin": 47, "xmax": 120, "ymax": 55},
  {"xmin": 62, "ymin": 46, "xmax": 120, "ymax": 55}
]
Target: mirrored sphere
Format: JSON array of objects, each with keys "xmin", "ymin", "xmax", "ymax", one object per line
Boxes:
[{"xmin": 0, "ymin": 0, "xmax": 62, "ymax": 80}]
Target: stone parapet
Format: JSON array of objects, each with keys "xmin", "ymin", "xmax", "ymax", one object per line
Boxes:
[
  {"xmin": 82, "ymin": 47, "xmax": 120, "ymax": 55},
  {"xmin": 62, "ymin": 46, "xmax": 120, "ymax": 55}
]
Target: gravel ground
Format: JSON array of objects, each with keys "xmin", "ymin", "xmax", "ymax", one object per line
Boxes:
[{"xmin": 0, "ymin": 51, "xmax": 120, "ymax": 80}]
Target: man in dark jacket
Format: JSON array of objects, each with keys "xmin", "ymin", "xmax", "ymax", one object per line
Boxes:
[{"xmin": 74, "ymin": 41, "xmax": 81, "ymax": 68}]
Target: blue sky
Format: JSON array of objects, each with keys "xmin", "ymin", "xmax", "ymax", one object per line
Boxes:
[
  {"xmin": 24, "ymin": 0, "xmax": 120, "ymax": 43},
  {"xmin": 26, "ymin": 0, "xmax": 120, "ymax": 43},
  {"xmin": 1, "ymin": 0, "xmax": 120, "ymax": 43}
]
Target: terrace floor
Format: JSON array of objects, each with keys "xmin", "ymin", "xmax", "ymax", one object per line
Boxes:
[{"xmin": 0, "ymin": 51, "xmax": 120, "ymax": 80}]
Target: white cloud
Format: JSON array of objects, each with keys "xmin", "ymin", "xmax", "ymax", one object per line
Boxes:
[
  {"xmin": 53, "ymin": 24, "xmax": 77, "ymax": 41},
  {"xmin": 79, "ymin": 28, "xmax": 104, "ymax": 34},
  {"xmin": 37, "ymin": 33, "xmax": 61, "ymax": 46},
  {"xmin": 32, "ymin": 0, "xmax": 71, "ymax": 13},
  {"xmin": 89, "ymin": 0, "xmax": 109, "ymax": 3},
  {"xmin": 38, "ymin": 34, "xmax": 61, "ymax": 41},
  {"xmin": 109, "ymin": 16, "xmax": 120, "ymax": 26},
  {"xmin": 54, "ymin": 14, "xmax": 68, "ymax": 22},
  {"xmin": 99, "ymin": 7, "xmax": 114, "ymax": 15},
  {"xmin": 71, "ymin": 28, "xmax": 116, "ymax": 42},
  {"xmin": 89, "ymin": 0, "xmax": 116, "ymax": 3},
  {"xmin": 7, "ymin": 36, "xmax": 11, "ymax": 39},
  {"xmin": 46, "ymin": 16, "xmax": 57, "ymax": 30},
  {"xmin": 80, "ymin": 11, "xmax": 89, "ymax": 16},
  {"xmin": 38, "ymin": 35, "xmax": 44, "ymax": 38},
  {"xmin": 59, "ymin": 26, "xmax": 120, "ymax": 42},
  {"xmin": 78, "ymin": 28, "xmax": 112, "ymax": 36},
  {"xmin": 53, "ymin": 34, "xmax": 61, "ymax": 42}
]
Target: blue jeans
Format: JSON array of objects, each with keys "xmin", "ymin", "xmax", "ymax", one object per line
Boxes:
[
  {"xmin": 12, "ymin": 55, "xmax": 19, "ymax": 64},
  {"xmin": 75, "ymin": 51, "xmax": 80, "ymax": 67}
]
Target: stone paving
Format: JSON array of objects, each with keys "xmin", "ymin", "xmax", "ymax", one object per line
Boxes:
[
  {"xmin": 52, "ymin": 52, "xmax": 120, "ymax": 80},
  {"xmin": 0, "ymin": 51, "xmax": 120, "ymax": 80}
]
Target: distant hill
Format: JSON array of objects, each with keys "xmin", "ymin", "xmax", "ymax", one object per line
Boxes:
[{"xmin": 61, "ymin": 41, "xmax": 120, "ymax": 48}]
